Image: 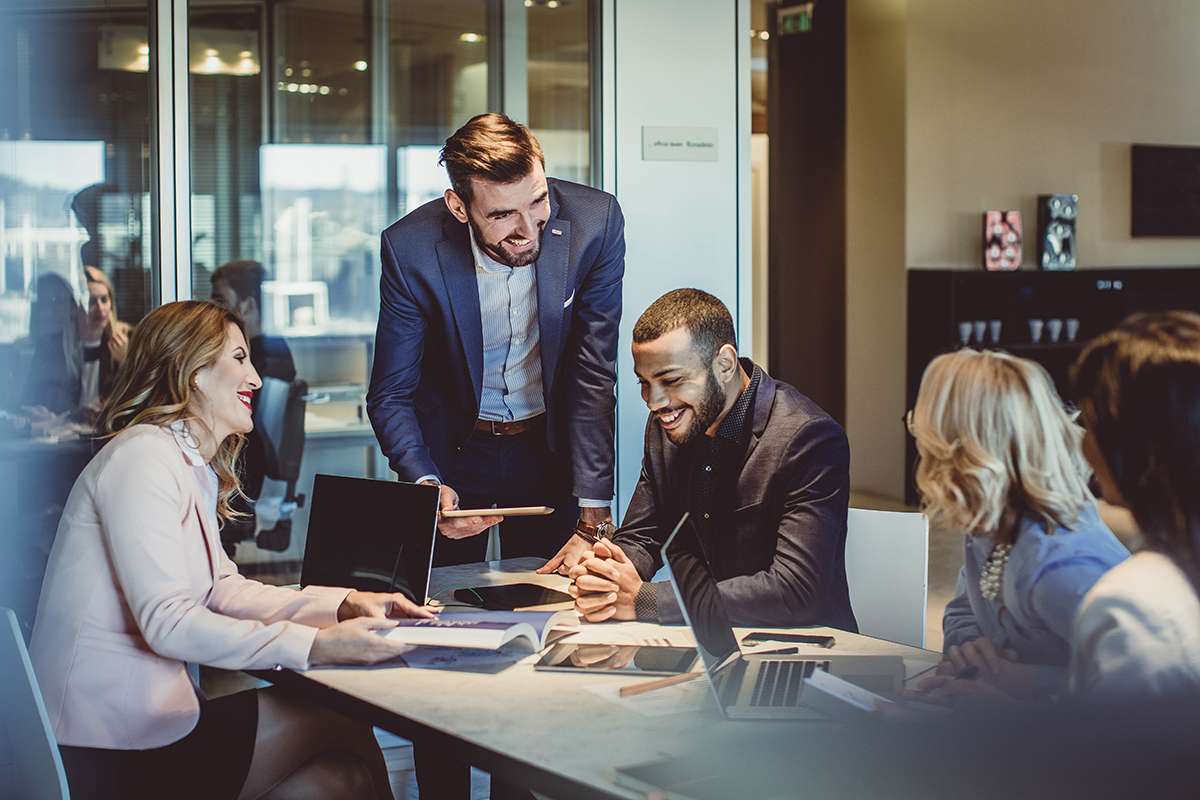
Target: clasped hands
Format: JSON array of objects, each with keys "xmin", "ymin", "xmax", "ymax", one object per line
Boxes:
[
  {"xmin": 900, "ymin": 636, "xmax": 1039, "ymax": 711},
  {"xmin": 308, "ymin": 590, "xmax": 436, "ymax": 666},
  {"xmin": 565, "ymin": 539, "xmax": 642, "ymax": 622}
]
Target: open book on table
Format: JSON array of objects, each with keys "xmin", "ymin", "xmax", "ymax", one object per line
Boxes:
[{"xmin": 381, "ymin": 610, "xmax": 578, "ymax": 651}]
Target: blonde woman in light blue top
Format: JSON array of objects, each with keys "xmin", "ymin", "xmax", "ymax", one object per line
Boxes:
[{"xmin": 907, "ymin": 349, "xmax": 1128, "ymax": 707}]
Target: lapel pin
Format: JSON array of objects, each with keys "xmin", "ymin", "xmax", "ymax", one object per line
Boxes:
[{"xmin": 551, "ymin": 228, "xmax": 562, "ymax": 236}]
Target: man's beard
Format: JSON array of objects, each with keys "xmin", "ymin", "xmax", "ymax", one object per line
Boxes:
[
  {"xmin": 469, "ymin": 218, "xmax": 545, "ymax": 268},
  {"xmin": 664, "ymin": 369, "xmax": 726, "ymax": 445}
]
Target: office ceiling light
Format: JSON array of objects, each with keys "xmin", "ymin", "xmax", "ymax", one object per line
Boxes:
[
  {"xmin": 98, "ymin": 24, "xmax": 260, "ymax": 74},
  {"xmin": 353, "ymin": 60, "xmax": 368, "ymax": 71},
  {"xmin": 459, "ymin": 32, "xmax": 483, "ymax": 43}
]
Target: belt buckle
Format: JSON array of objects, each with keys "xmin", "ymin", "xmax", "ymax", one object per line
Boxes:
[{"xmin": 488, "ymin": 419, "xmax": 503, "ymax": 436}]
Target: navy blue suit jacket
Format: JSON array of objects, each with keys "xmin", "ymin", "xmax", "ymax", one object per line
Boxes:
[
  {"xmin": 367, "ymin": 179, "xmax": 624, "ymax": 501},
  {"xmin": 613, "ymin": 365, "xmax": 858, "ymax": 631}
]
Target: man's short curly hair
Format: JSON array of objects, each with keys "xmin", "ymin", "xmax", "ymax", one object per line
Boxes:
[{"xmin": 632, "ymin": 288, "xmax": 737, "ymax": 365}]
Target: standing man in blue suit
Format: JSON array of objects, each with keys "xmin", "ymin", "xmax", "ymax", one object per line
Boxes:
[{"xmin": 368, "ymin": 113, "xmax": 625, "ymax": 574}]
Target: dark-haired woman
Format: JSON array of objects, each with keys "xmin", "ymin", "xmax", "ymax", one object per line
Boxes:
[
  {"xmin": 30, "ymin": 301, "xmax": 432, "ymax": 800},
  {"xmin": 1069, "ymin": 310, "xmax": 1200, "ymax": 697}
]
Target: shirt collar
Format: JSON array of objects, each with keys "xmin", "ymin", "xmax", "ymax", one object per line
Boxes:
[
  {"xmin": 712, "ymin": 360, "xmax": 761, "ymax": 446},
  {"xmin": 169, "ymin": 420, "xmax": 207, "ymax": 467}
]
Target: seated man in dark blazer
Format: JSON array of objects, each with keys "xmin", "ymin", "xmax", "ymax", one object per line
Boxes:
[
  {"xmin": 211, "ymin": 259, "xmax": 297, "ymax": 553},
  {"xmin": 570, "ymin": 289, "xmax": 857, "ymax": 630}
]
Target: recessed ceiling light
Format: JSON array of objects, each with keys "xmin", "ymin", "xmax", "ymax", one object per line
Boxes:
[
  {"xmin": 353, "ymin": 60, "xmax": 368, "ymax": 71},
  {"xmin": 459, "ymin": 32, "xmax": 483, "ymax": 43}
]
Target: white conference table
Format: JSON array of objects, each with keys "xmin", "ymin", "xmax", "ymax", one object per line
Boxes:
[{"xmin": 254, "ymin": 558, "xmax": 940, "ymax": 800}]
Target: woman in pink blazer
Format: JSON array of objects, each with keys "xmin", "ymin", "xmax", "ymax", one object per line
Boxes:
[{"xmin": 30, "ymin": 301, "xmax": 431, "ymax": 800}]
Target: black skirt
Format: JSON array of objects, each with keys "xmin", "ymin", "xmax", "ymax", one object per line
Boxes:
[{"xmin": 59, "ymin": 688, "xmax": 259, "ymax": 800}]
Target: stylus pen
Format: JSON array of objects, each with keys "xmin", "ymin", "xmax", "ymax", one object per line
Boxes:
[{"xmin": 619, "ymin": 671, "xmax": 703, "ymax": 697}]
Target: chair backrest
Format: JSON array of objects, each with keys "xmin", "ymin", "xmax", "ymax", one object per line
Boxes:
[
  {"xmin": 843, "ymin": 508, "xmax": 929, "ymax": 649},
  {"xmin": 253, "ymin": 376, "xmax": 308, "ymax": 483},
  {"xmin": 0, "ymin": 607, "xmax": 69, "ymax": 800}
]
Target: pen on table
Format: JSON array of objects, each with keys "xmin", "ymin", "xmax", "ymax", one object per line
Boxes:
[
  {"xmin": 904, "ymin": 662, "xmax": 941, "ymax": 685},
  {"xmin": 619, "ymin": 671, "xmax": 703, "ymax": 697}
]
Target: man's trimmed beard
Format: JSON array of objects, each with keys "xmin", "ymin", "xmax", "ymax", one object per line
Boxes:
[
  {"xmin": 467, "ymin": 216, "xmax": 545, "ymax": 268},
  {"xmin": 665, "ymin": 368, "xmax": 726, "ymax": 445}
]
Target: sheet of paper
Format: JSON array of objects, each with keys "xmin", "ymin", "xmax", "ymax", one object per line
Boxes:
[
  {"xmin": 583, "ymin": 677, "xmax": 712, "ymax": 717},
  {"xmin": 555, "ymin": 621, "xmax": 695, "ymax": 648}
]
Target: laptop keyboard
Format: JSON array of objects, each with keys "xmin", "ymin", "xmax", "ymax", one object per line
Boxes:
[{"xmin": 749, "ymin": 660, "xmax": 830, "ymax": 707}]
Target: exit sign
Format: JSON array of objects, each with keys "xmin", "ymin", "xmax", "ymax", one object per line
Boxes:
[{"xmin": 778, "ymin": 3, "xmax": 813, "ymax": 35}]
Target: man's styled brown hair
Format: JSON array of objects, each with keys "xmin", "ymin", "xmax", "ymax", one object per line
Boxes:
[
  {"xmin": 632, "ymin": 288, "xmax": 737, "ymax": 366},
  {"xmin": 439, "ymin": 113, "xmax": 545, "ymax": 206}
]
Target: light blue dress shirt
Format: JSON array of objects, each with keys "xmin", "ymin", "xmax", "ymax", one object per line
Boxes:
[
  {"xmin": 469, "ymin": 233, "xmax": 545, "ymax": 423},
  {"xmin": 942, "ymin": 501, "xmax": 1130, "ymax": 695}
]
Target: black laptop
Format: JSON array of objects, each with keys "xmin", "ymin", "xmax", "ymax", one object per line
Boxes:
[{"xmin": 300, "ymin": 475, "xmax": 440, "ymax": 604}]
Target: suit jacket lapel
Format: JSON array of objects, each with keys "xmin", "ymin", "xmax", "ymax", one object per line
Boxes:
[
  {"xmin": 181, "ymin": 464, "xmax": 222, "ymax": 585},
  {"xmin": 744, "ymin": 363, "xmax": 773, "ymax": 466},
  {"xmin": 537, "ymin": 189, "xmax": 572, "ymax": 398},
  {"xmin": 437, "ymin": 216, "xmax": 484, "ymax": 404}
]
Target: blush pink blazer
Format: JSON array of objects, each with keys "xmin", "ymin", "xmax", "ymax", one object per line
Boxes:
[{"xmin": 29, "ymin": 424, "xmax": 351, "ymax": 750}]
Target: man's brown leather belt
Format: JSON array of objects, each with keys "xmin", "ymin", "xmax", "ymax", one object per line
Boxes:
[{"xmin": 475, "ymin": 416, "xmax": 540, "ymax": 436}]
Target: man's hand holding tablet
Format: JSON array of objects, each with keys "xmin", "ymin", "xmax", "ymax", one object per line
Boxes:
[{"xmin": 440, "ymin": 506, "xmax": 554, "ymax": 518}]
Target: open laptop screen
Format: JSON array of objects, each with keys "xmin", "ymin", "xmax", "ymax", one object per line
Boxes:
[
  {"xmin": 301, "ymin": 475, "xmax": 440, "ymax": 603},
  {"xmin": 661, "ymin": 514, "xmax": 741, "ymax": 672}
]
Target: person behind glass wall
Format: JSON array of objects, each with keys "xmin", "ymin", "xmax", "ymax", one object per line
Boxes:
[
  {"xmin": 902, "ymin": 349, "xmax": 1128, "ymax": 709},
  {"xmin": 20, "ymin": 273, "xmax": 84, "ymax": 416},
  {"xmin": 79, "ymin": 265, "xmax": 133, "ymax": 417},
  {"xmin": 29, "ymin": 300, "xmax": 433, "ymax": 800},
  {"xmin": 210, "ymin": 260, "xmax": 297, "ymax": 552},
  {"xmin": 1069, "ymin": 311, "xmax": 1200, "ymax": 697},
  {"xmin": 20, "ymin": 267, "xmax": 131, "ymax": 423}
]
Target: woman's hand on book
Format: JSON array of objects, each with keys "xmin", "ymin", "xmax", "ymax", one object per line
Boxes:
[
  {"xmin": 309, "ymin": 616, "xmax": 409, "ymax": 666},
  {"xmin": 337, "ymin": 590, "xmax": 438, "ymax": 622}
]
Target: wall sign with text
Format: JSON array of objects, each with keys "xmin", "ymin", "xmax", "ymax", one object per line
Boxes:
[{"xmin": 642, "ymin": 127, "xmax": 719, "ymax": 162}]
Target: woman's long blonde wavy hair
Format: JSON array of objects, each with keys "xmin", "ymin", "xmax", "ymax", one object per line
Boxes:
[
  {"xmin": 913, "ymin": 349, "xmax": 1092, "ymax": 543},
  {"xmin": 97, "ymin": 301, "xmax": 248, "ymax": 523}
]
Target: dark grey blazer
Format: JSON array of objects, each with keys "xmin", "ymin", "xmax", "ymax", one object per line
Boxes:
[
  {"xmin": 366, "ymin": 179, "xmax": 625, "ymax": 501},
  {"xmin": 613, "ymin": 364, "xmax": 858, "ymax": 630}
]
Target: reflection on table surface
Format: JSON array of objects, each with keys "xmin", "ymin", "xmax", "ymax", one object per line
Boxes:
[{"xmin": 260, "ymin": 558, "xmax": 940, "ymax": 800}]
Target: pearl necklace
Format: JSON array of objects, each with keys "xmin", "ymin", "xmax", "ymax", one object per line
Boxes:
[{"xmin": 979, "ymin": 542, "xmax": 1013, "ymax": 601}]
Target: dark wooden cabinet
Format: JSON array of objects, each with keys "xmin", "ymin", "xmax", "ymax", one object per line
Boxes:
[{"xmin": 904, "ymin": 267, "xmax": 1200, "ymax": 504}]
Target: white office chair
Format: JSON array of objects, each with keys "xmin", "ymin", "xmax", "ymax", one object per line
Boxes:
[
  {"xmin": 0, "ymin": 607, "xmax": 69, "ymax": 800},
  {"xmin": 843, "ymin": 508, "xmax": 929, "ymax": 649}
]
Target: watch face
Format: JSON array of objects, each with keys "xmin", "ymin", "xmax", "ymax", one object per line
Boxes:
[{"xmin": 598, "ymin": 522, "xmax": 617, "ymax": 538}]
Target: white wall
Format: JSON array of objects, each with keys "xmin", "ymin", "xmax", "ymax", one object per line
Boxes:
[
  {"xmin": 847, "ymin": 0, "xmax": 1200, "ymax": 502},
  {"xmin": 907, "ymin": 0, "xmax": 1200, "ymax": 269},
  {"xmin": 602, "ymin": 0, "xmax": 751, "ymax": 518},
  {"xmin": 846, "ymin": 0, "xmax": 907, "ymax": 500}
]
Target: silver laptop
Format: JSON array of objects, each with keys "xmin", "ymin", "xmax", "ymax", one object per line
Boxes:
[{"xmin": 662, "ymin": 514, "xmax": 905, "ymax": 719}]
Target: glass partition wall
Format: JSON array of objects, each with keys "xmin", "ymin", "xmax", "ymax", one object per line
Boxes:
[
  {"xmin": 1, "ymin": 0, "xmax": 595, "ymax": 602},
  {"xmin": 0, "ymin": 0, "xmax": 158, "ymax": 629}
]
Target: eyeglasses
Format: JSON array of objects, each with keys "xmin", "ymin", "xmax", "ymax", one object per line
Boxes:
[{"xmin": 903, "ymin": 409, "xmax": 915, "ymax": 438}]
